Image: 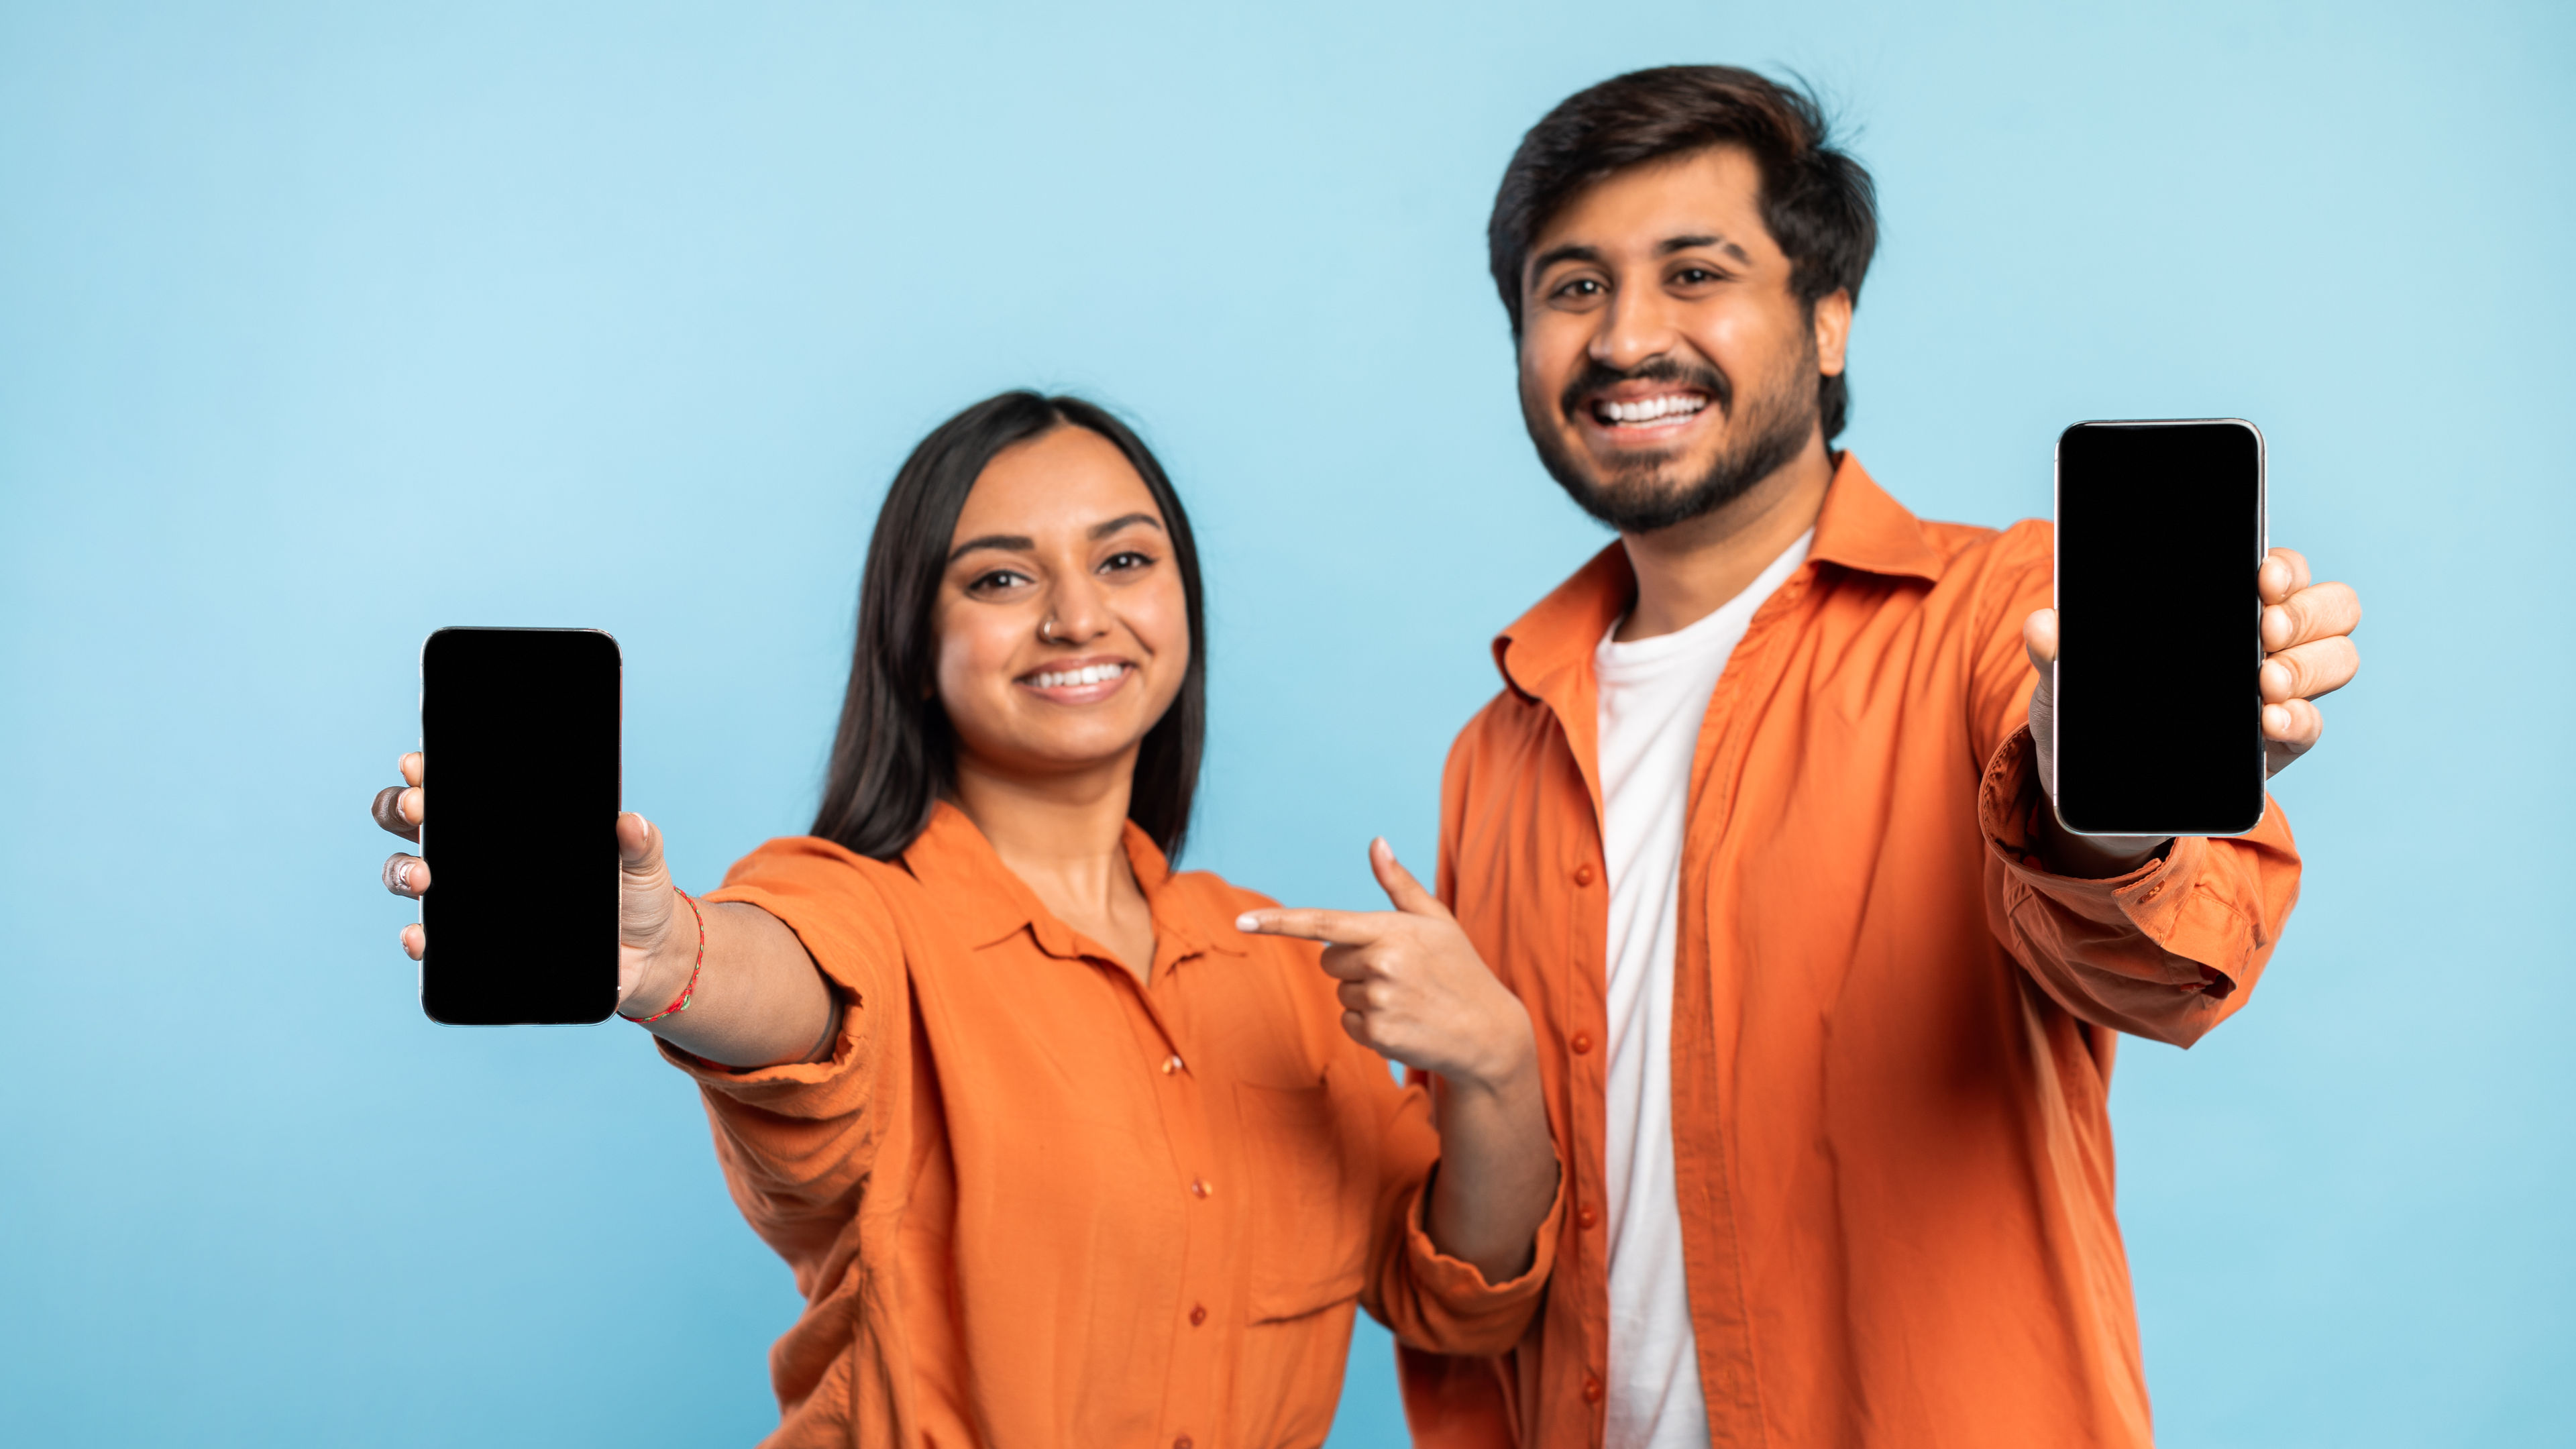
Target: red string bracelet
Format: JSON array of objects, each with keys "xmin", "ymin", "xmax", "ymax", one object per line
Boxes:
[{"xmin": 621, "ymin": 888, "xmax": 705, "ymax": 1025}]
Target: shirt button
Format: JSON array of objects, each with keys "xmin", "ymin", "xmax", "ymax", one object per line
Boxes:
[
  {"xmin": 1570, "ymin": 1031, "xmax": 1593, "ymax": 1055},
  {"xmin": 1583, "ymin": 1373, "xmax": 1604, "ymax": 1405},
  {"xmin": 1576, "ymin": 1203, "xmax": 1598, "ymax": 1230},
  {"xmin": 1190, "ymin": 1177, "xmax": 1213, "ymax": 1199},
  {"xmin": 1174, "ymin": 1438, "xmax": 1194, "ymax": 1449},
  {"xmin": 1189, "ymin": 1303, "xmax": 1208, "ymax": 1327},
  {"xmin": 1573, "ymin": 863, "xmax": 1596, "ymax": 886},
  {"xmin": 1161, "ymin": 1054, "xmax": 1185, "ymax": 1075}
]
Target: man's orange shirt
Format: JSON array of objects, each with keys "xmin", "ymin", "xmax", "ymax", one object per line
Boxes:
[
  {"xmin": 667, "ymin": 802, "xmax": 1561, "ymax": 1447},
  {"xmin": 1404, "ymin": 457, "xmax": 2302, "ymax": 1448}
]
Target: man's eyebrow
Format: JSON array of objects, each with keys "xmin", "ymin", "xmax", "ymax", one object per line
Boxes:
[
  {"xmin": 1528, "ymin": 242, "xmax": 1603, "ymax": 278},
  {"xmin": 1528, "ymin": 235, "xmax": 1751, "ymax": 280},
  {"xmin": 947, "ymin": 533, "xmax": 1034, "ymax": 564},
  {"xmin": 1658, "ymin": 233, "xmax": 1752, "ymax": 264},
  {"xmin": 1089, "ymin": 512, "xmax": 1165, "ymax": 540}
]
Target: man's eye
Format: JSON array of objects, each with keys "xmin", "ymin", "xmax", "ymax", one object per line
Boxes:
[
  {"xmin": 1555, "ymin": 277, "xmax": 1605, "ymax": 299},
  {"xmin": 1102, "ymin": 550, "xmax": 1156, "ymax": 574},
  {"xmin": 1674, "ymin": 267, "xmax": 1719, "ymax": 284}
]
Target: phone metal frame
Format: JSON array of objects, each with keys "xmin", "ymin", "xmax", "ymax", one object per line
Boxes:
[
  {"xmin": 417, "ymin": 625, "xmax": 625, "ymax": 1025},
  {"xmin": 2049, "ymin": 417, "xmax": 2267, "ymax": 838}
]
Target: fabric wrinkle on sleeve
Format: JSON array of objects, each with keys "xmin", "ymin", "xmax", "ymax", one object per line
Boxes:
[
  {"xmin": 1363, "ymin": 1069, "xmax": 1567, "ymax": 1358},
  {"xmin": 1978, "ymin": 725, "xmax": 2302, "ymax": 1048},
  {"xmin": 1964, "ymin": 519, "xmax": 2055, "ymax": 769},
  {"xmin": 655, "ymin": 838, "xmax": 906, "ymax": 1277}
]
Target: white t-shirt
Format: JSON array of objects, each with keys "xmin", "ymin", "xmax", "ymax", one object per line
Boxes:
[{"xmin": 1595, "ymin": 531, "xmax": 1812, "ymax": 1449}]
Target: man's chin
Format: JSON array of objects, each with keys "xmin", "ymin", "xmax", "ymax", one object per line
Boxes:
[{"xmin": 1545, "ymin": 447, "xmax": 1727, "ymax": 532}]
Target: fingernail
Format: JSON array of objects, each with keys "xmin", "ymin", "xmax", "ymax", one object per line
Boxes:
[{"xmin": 1235, "ymin": 913, "xmax": 1260, "ymax": 932}]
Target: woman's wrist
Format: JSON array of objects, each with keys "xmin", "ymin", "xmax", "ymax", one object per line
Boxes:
[
  {"xmin": 1445, "ymin": 1010, "xmax": 1541, "ymax": 1100},
  {"xmin": 621, "ymin": 888, "xmax": 705, "ymax": 1018}
]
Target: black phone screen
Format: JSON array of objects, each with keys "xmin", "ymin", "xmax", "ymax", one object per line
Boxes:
[
  {"xmin": 2054, "ymin": 420, "xmax": 2266, "ymax": 837},
  {"xmin": 419, "ymin": 627, "xmax": 621, "ymax": 1024}
]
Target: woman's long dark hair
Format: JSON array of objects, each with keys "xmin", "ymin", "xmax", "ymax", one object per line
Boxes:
[{"xmin": 810, "ymin": 391, "xmax": 1208, "ymax": 862}]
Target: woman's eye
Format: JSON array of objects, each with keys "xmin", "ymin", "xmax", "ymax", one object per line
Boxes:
[
  {"xmin": 967, "ymin": 569, "xmax": 1030, "ymax": 594},
  {"xmin": 1101, "ymin": 550, "xmax": 1156, "ymax": 574}
]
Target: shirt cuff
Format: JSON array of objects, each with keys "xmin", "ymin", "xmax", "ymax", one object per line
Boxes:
[
  {"xmin": 1401, "ymin": 1155, "xmax": 1568, "ymax": 1307},
  {"xmin": 1977, "ymin": 724, "xmax": 2250, "ymax": 987},
  {"xmin": 650, "ymin": 881, "xmax": 873, "ymax": 1114}
]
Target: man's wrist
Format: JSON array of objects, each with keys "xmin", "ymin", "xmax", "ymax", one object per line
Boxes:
[{"xmin": 2030, "ymin": 808, "xmax": 2172, "ymax": 879}]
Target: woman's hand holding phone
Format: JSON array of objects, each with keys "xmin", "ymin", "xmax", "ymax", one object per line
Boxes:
[{"xmin": 371, "ymin": 751, "xmax": 697, "ymax": 1016}]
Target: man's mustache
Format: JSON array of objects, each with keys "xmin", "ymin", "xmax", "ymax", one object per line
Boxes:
[{"xmin": 1558, "ymin": 358, "xmax": 1733, "ymax": 423}]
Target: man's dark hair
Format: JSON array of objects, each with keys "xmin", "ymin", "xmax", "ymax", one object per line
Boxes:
[
  {"xmin": 1489, "ymin": 66, "xmax": 1878, "ymax": 441},
  {"xmin": 812, "ymin": 390, "xmax": 1207, "ymax": 862}
]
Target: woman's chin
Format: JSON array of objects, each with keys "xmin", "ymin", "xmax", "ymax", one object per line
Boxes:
[{"xmin": 956, "ymin": 726, "xmax": 1152, "ymax": 783}]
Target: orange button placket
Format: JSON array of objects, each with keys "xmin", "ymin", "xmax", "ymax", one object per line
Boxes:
[
  {"xmin": 1562, "ymin": 827, "xmax": 1611, "ymax": 1441},
  {"xmin": 1102, "ymin": 953, "xmax": 1223, "ymax": 1449}
]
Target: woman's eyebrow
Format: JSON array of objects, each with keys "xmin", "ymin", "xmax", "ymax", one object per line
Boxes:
[
  {"xmin": 947, "ymin": 514, "xmax": 1161, "ymax": 565},
  {"xmin": 1088, "ymin": 513, "xmax": 1165, "ymax": 539},
  {"xmin": 947, "ymin": 533, "xmax": 1034, "ymax": 564}
]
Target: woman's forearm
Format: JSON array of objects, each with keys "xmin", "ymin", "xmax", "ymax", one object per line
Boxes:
[
  {"xmin": 629, "ymin": 898, "xmax": 839, "ymax": 1069},
  {"xmin": 1424, "ymin": 1050, "xmax": 1559, "ymax": 1283}
]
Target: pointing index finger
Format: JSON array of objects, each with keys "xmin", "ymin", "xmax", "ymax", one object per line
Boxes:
[{"xmin": 1236, "ymin": 907, "xmax": 1385, "ymax": 946}]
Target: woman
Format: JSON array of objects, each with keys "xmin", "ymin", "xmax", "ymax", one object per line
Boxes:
[{"xmin": 370, "ymin": 392, "xmax": 1560, "ymax": 1447}]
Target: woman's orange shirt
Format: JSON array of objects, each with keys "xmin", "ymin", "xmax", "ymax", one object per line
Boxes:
[{"xmin": 665, "ymin": 801, "xmax": 1562, "ymax": 1448}]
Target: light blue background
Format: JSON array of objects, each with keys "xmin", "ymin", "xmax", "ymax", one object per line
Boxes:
[{"xmin": 3, "ymin": 1, "xmax": 2567, "ymax": 1444}]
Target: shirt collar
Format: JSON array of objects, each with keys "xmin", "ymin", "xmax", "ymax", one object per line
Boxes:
[
  {"xmin": 1803, "ymin": 452, "xmax": 1945, "ymax": 584},
  {"xmin": 899, "ymin": 800, "xmax": 1240, "ymax": 963},
  {"xmin": 1491, "ymin": 451, "xmax": 1939, "ymax": 708}
]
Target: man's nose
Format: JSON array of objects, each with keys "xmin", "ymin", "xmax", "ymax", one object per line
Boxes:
[{"xmin": 1591, "ymin": 283, "xmax": 1680, "ymax": 372}]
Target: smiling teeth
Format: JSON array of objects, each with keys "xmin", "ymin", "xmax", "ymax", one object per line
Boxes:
[
  {"xmin": 1030, "ymin": 663, "xmax": 1126, "ymax": 689},
  {"xmin": 1600, "ymin": 394, "xmax": 1707, "ymax": 423}
]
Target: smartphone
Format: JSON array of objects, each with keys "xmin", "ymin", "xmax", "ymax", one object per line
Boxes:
[
  {"xmin": 419, "ymin": 627, "xmax": 622, "ymax": 1024},
  {"xmin": 2053, "ymin": 419, "xmax": 2266, "ymax": 837}
]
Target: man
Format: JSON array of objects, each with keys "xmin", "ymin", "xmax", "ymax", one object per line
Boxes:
[{"xmin": 1401, "ymin": 66, "xmax": 2361, "ymax": 1447}]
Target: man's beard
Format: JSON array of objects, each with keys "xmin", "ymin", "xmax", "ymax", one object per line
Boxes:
[{"xmin": 1526, "ymin": 350, "xmax": 1819, "ymax": 535}]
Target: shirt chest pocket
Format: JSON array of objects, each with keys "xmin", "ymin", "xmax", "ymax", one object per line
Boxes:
[{"xmin": 1233, "ymin": 1067, "xmax": 1373, "ymax": 1323}]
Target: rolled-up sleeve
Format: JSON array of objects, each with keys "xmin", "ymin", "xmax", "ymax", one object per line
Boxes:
[
  {"xmin": 659, "ymin": 837, "xmax": 905, "ymax": 1285},
  {"xmin": 1360, "ymin": 1075, "xmax": 1566, "ymax": 1357},
  {"xmin": 1978, "ymin": 725, "xmax": 2302, "ymax": 1046}
]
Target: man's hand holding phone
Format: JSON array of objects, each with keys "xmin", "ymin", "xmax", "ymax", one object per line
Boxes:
[{"xmin": 2020, "ymin": 545, "xmax": 2362, "ymax": 875}]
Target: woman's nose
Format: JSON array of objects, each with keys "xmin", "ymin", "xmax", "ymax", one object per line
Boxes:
[{"xmin": 1042, "ymin": 574, "xmax": 1111, "ymax": 645}]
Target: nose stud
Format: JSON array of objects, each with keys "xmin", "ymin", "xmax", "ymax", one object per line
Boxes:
[{"xmin": 1039, "ymin": 614, "xmax": 1059, "ymax": 643}]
